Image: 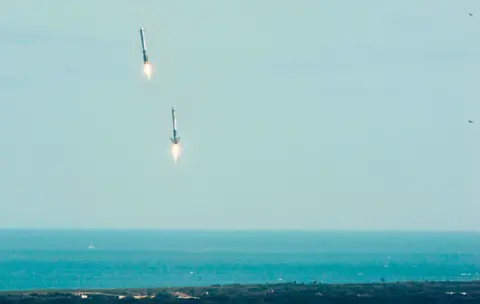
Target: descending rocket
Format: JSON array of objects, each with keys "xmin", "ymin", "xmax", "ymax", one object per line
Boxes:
[
  {"xmin": 170, "ymin": 107, "xmax": 181, "ymax": 164},
  {"xmin": 139, "ymin": 28, "xmax": 149, "ymax": 64},
  {"xmin": 139, "ymin": 28, "xmax": 152, "ymax": 79},
  {"xmin": 171, "ymin": 107, "xmax": 180, "ymax": 144}
]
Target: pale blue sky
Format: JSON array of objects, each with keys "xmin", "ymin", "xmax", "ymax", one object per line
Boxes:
[{"xmin": 0, "ymin": 1, "xmax": 479, "ymax": 230}]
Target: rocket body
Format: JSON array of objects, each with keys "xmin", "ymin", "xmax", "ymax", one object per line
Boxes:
[
  {"xmin": 139, "ymin": 28, "xmax": 149, "ymax": 64},
  {"xmin": 171, "ymin": 107, "xmax": 180, "ymax": 144}
]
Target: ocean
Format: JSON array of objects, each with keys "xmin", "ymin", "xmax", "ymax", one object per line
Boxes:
[{"xmin": 0, "ymin": 230, "xmax": 480, "ymax": 291}]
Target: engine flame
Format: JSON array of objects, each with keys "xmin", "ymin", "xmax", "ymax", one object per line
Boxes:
[
  {"xmin": 143, "ymin": 63, "xmax": 152, "ymax": 80},
  {"xmin": 171, "ymin": 144, "xmax": 181, "ymax": 164}
]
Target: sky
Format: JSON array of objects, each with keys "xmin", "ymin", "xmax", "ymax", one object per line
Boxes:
[{"xmin": 0, "ymin": 1, "xmax": 479, "ymax": 230}]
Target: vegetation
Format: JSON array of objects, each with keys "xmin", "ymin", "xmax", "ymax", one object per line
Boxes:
[{"xmin": 1, "ymin": 281, "xmax": 480, "ymax": 303}]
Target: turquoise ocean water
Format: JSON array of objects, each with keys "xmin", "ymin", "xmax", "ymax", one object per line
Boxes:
[{"xmin": 0, "ymin": 230, "xmax": 480, "ymax": 291}]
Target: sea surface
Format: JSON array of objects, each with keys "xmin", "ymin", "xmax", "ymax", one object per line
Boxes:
[{"xmin": 1, "ymin": 230, "xmax": 480, "ymax": 291}]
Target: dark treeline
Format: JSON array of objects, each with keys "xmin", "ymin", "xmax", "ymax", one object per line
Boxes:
[{"xmin": 1, "ymin": 281, "xmax": 480, "ymax": 303}]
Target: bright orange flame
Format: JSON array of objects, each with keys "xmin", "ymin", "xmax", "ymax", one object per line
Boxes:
[
  {"xmin": 171, "ymin": 144, "xmax": 181, "ymax": 164},
  {"xmin": 143, "ymin": 63, "xmax": 152, "ymax": 80}
]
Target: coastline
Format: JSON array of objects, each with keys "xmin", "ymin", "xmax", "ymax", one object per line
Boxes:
[{"xmin": 1, "ymin": 280, "xmax": 480, "ymax": 302}]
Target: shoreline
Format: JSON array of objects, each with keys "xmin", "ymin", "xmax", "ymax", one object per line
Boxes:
[{"xmin": 0, "ymin": 279, "xmax": 477, "ymax": 294}]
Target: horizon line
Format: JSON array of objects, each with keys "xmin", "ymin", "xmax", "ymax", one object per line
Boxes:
[{"xmin": 0, "ymin": 228, "xmax": 477, "ymax": 233}]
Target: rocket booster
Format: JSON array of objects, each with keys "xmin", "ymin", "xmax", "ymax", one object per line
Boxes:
[
  {"xmin": 139, "ymin": 28, "xmax": 149, "ymax": 64},
  {"xmin": 171, "ymin": 107, "xmax": 180, "ymax": 144}
]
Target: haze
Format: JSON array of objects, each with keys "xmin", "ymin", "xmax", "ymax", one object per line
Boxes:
[{"xmin": 0, "ymin": 0, "xmax": 478, "ymax": 230}]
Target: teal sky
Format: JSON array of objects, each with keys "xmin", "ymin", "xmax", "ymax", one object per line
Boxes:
[{"xmin": 0, "ymin": 1, "xmax": 479, "ymax": 230}]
